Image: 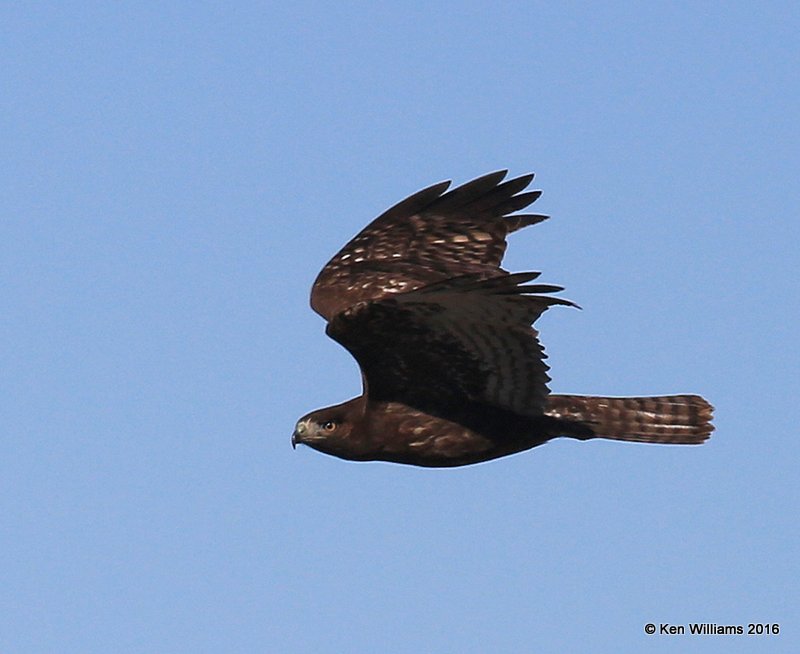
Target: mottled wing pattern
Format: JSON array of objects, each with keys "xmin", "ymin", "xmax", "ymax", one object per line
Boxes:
[
  {"xmin": 310, "ymin": 171, "xmax": 548, "ymax": 320},
  {"xmin": 326, "ymin": 273, "xmax": 575, "ymax": 417}
]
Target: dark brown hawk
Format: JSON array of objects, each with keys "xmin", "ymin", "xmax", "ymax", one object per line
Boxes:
[{"xmin": 292, "ymin": 171, "xmax": 714, "ymax": 467}]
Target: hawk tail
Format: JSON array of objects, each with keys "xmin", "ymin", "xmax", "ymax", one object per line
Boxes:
[{"xmin": 545, "ymin": 394, "xmax": 714, "ymax": 444}]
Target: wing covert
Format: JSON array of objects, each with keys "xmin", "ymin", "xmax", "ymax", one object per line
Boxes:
[{"xmin": 310, "ymin": 171, "xmax": 548, "ymax": 320}]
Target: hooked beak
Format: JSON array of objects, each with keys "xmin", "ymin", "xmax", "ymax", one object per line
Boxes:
[{"xmin": 292, "ymin": 419, "xmax": 309, "ymax": 450}]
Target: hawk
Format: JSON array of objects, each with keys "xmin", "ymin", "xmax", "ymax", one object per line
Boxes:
[{"xmin": 292, "ymin": 171, "xmax": 713, "ymax": 467}]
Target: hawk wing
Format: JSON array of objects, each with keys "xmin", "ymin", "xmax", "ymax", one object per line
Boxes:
[
  {"xmin": 310, "ymin": 171, "xmax": 548, "ymax": 321},
  {"xmin": 326, "ymin": 273, "xmax": 576, "ymax": 418}
]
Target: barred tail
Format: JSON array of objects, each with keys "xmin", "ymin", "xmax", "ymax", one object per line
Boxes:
[{"xmin": 545, "ymin": 394, "xmax": 714, "ymax": 444}]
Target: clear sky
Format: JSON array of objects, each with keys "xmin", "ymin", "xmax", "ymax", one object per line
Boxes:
[{"xmin": 2, "ymin": 2, "xmax": 798, "ymax": 652}]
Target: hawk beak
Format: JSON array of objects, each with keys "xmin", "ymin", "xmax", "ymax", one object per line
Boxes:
[{"xmin": 292, "ymin": 420, "xmax": 308, "ymax": 450}]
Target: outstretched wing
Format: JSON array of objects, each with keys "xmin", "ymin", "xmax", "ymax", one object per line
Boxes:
[
  {"xmin": 326, "ymin": 273, "xmax": 576, "ymax": 418},
  {"xmin": 311, "ymin": 171, "xmax": 548, "ymax": 321}
]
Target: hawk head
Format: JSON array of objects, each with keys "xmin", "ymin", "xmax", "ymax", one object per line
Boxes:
[{"xmin": 292, "ymin": 397, "xmax": 370, "ymax": 461}]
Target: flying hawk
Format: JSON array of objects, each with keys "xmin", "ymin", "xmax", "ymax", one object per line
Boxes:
[{"xmin": 292, "ymin": 171, "xmax": 713, "ymax": 467}]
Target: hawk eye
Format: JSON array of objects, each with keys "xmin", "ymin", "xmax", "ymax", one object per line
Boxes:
[{"xmin": 321, "ymin": 420, "xmax": 337, "ymax": 431}]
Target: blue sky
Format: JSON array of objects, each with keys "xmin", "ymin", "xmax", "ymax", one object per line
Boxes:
[{"xmin": 2, "ymin": 2, "xmax": 798, "ymax": 652}]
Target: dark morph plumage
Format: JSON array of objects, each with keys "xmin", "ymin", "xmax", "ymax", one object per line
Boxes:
[{"xmin": 292, "ymin": 171, "xmax": 714, "ymax": 467}]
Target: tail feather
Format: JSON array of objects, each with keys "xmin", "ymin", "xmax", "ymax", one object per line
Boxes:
[{"xmin": 545, "ymin": 394, "xmax": 714, "ymax": 444}]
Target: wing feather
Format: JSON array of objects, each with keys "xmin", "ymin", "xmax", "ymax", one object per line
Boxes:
[
  {"xmin": 326, "ymin": 274, "xmax": 576, "ymax": 418},
  {"xmin": 310, "ymin": 171, "xmax": 548, "ymax": 320}
]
